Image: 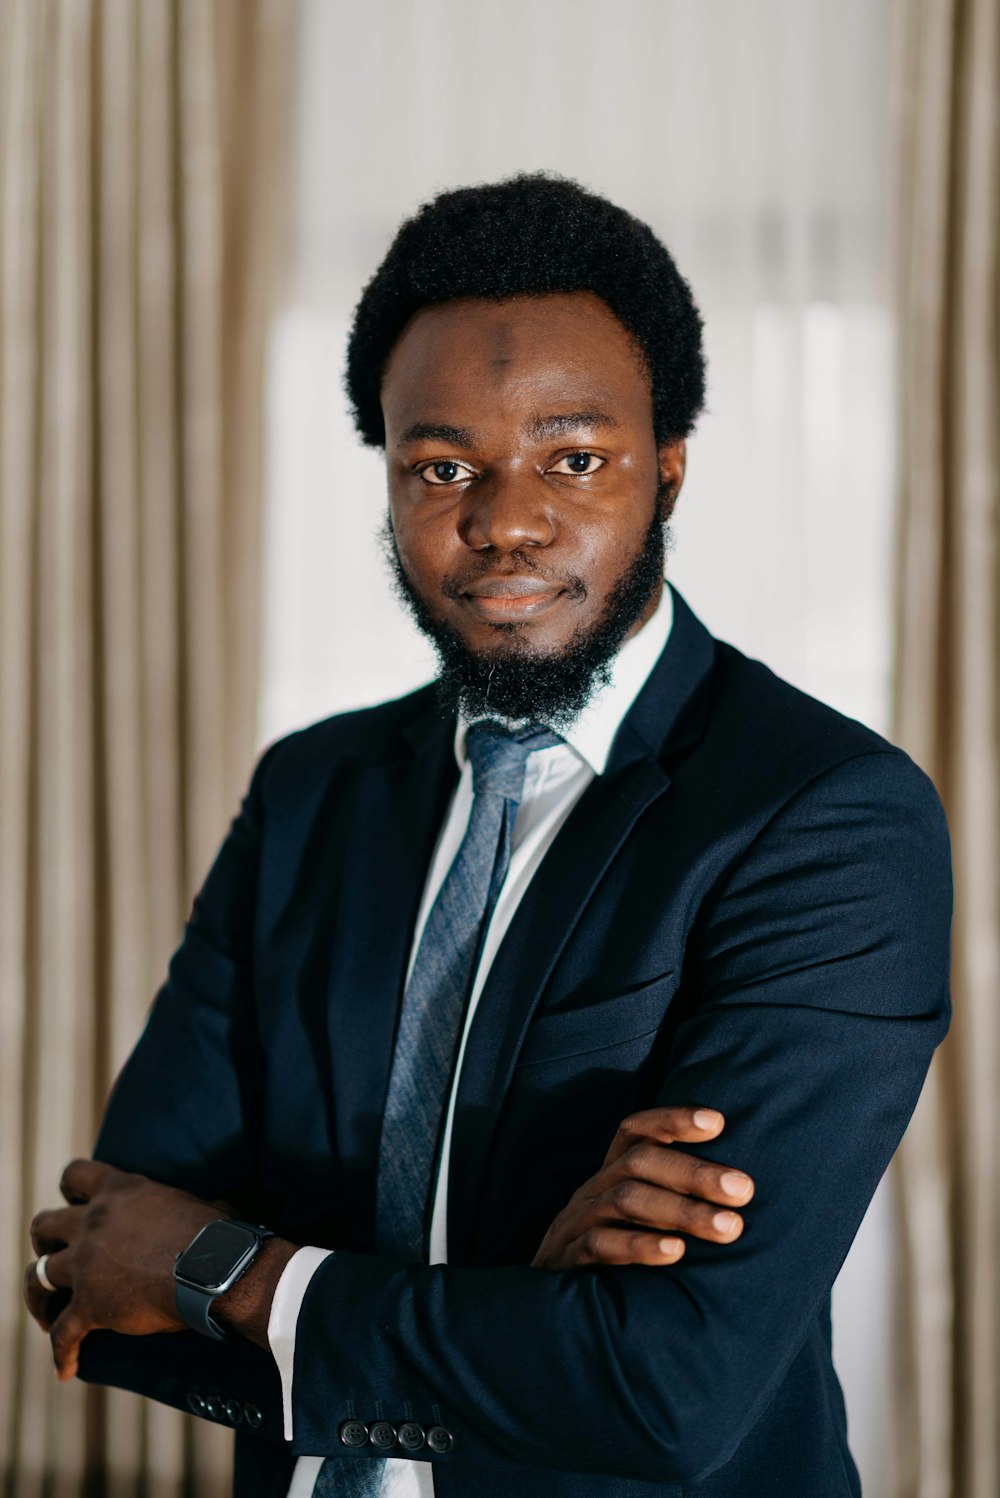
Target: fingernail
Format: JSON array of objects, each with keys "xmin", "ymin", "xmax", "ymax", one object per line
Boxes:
[
  {"xmin": 659, "ymin": 1237, "xmax": 683, "ymax": 1255},
  {"xmin": 720, "ymin": 1172, "xmax": 750, "ymax": 1198},
  {"xmin": 714, "ymin": 1211, "xmax": 739, "ymax": 1234},
  {"xmin": 693, "ymin": 1109, "xmax": 721, "ymax": 1130}
]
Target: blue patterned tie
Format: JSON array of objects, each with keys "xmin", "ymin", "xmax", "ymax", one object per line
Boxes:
[{"xmin": 315, "ymin": 721, "xmax": 561, "ymax": 1496}]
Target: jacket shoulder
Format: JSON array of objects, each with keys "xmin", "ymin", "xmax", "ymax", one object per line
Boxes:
[
  {"xmin": 696, "ymin": 640, "xmax": 946, "ymax": 834},
  {"xmin": 249, "ymin": 680, "xmax": 442, "ymax": 803},
  {"xmin": 714, "ymin": 639, "xmax": 886, "ymax": 753}
]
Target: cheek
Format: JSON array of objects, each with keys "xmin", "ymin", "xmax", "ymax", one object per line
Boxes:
[
  {"xmin": 572, "ymin": 505, "xmax": 649, "ymax": 578},
  {"xmin": 390, "ymin": 509, "xmax": 473, "ymax": 614},
  {"xmin": 390, "ymin": 502, "xmax": 450, "ymax": 572}
]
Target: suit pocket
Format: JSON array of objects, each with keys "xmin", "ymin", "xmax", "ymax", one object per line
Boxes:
[{"xmin": 516, "ymin": 969, "xmax": 677, "ymax": 1068}]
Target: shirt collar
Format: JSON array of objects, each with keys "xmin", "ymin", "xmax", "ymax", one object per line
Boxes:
[{"xmin": 453, "ymin": 580, "xmax": 674, "ymax": 777}]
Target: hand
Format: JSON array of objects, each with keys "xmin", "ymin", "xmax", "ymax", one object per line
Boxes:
[
  {"xmin": 531, "ymin": 1106, "xmax": 754, "ymax": 1270},
  {"xmin": 24, "ymin": 1160, "xmax": 224, "ymax": 1380}
]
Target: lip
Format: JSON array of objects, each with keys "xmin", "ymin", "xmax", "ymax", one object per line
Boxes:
[
  {"xmin": 460, "ymin": 576, "xmax": 565, "ymax": 620},
  {"xmin": 464, "ymin": 576, "xmax": 556, "ymax": 598}
]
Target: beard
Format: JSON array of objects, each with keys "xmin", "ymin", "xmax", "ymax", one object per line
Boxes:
[{"xmin": 379, "ymin": 486, "xmax": 673, "ymax": 730}]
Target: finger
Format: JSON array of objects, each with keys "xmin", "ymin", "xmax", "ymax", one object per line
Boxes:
[
  {"xmin": 572, "ymin": 1226, "xmax": 687, "ymax": 1267},
  {"xmin": 603, "ymin": 1106, "xmax": 724, "ymax": 1166},
  {"xmin": 22, "ymin": 1250, "xmax": 73, "ymax": 1331},
  {"xmin": 23, "ymin": 1262, "xmax": 53, "ymax": 1330},
  {"xmin": 36, "ymin": 1247, "xmax": 72, "ymax": 1290},
  {"xmin": 29, "ymin": 1205, "xmax": 81, "ymax": 1255},
  {"xmin": 49, "ymin": 1302, "xmax": 91, "ymax": 1382},
  {"xmin": 611, "ymin": 1141, "xmax": 755, "ymax": 1208},
  {"xmin": 59, "ymin": 1158, "xmax": 111, "ymax": 1205},
  {"xmin": 606, "ymin": 1178, "xmax": 745, "ymax": 1243}
]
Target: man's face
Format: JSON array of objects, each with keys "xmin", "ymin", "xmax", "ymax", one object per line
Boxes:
[{"xmin": 380, "ymin": 291, "xmax": 686, "ymax": 721}]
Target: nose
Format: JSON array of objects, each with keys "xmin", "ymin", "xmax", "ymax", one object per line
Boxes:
[{"xmin": 459, "ymin": 472, "xmax": 556, "ymax": 554}]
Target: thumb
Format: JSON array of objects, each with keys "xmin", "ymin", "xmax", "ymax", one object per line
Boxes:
[{"xmin": 49, "ymin": 1301, "xmax": 91, "ymax": 1382}]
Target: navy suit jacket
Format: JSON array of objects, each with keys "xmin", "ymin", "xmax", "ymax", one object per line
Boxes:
[{"xmin": 81, "ymin": 586, "xmax": 952, "ymax": 1497}]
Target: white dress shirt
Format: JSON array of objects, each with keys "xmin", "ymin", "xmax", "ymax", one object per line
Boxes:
[{"xmin": 272, "ymin": 584, "xmax": 675, "ymax": 1498}]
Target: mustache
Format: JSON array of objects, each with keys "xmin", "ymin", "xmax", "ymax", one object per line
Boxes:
[{"xmin": 440, "ymin": 553, "xmax": 588, "ymax": 603}]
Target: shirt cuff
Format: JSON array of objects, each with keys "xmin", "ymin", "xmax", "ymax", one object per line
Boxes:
[{"xmin": 267, "ymin": 1245, "xmax": 335, "ymax": 1441}]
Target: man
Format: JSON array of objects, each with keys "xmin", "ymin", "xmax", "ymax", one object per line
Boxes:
[{"xmin": 24, "ymin": 175, "xmax": 951, "ymax": 1497}]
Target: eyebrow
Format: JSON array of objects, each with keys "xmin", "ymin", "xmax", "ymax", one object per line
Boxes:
[
  {"xmin": 397, "ymin": 421, "xmax": 476, "ymax": 448},
  {"xmin": 524, "ymin": 411, "xmax": 619, "ymax": 440},
  {"xmin": 397, "ymin": 411, "xmax": 619, "ymax": 449}
]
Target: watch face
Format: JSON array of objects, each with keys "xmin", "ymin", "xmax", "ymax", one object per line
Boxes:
[{"xmin": 175, "ymin": 1221, "xmax": 258, "ymax": 1291}]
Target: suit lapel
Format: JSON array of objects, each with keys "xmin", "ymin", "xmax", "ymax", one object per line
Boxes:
[
  {"xmin": 445, "ymin": 755, "xmax": 672, "ymax": 1263},
  {"xmin": 324, "ymin": 703, "xmax": 457, "ymax": 1250},
  {"xmin": 446, "ymin": 585, "xmax": 717, "ymax": 1263}
]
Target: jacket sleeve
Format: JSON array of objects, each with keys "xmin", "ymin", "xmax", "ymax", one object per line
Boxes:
[
  {"xmin": 92, "ymin": 737, "xmax": 282, "ymax": 1195},
  {"xmin": 78, "ymin": 739, "xmax": 287, "ymax": 1434},
  {"xmin": 77, "ymin": 1328, "xmax": 286, "ymax": 1441},
  {"xmin": 287, "ymin": 748, "xmax": 952, "ymax": 1483}
]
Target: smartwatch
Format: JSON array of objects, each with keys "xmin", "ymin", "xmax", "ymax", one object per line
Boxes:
[{"xmin": 174, "ymin": 1219, "xmax": 275, "ymax": 1341}]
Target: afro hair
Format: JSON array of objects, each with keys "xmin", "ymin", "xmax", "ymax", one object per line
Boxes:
[{"xmin": 344, "ymin": 172, "xmax": 706, "ymax": 450}]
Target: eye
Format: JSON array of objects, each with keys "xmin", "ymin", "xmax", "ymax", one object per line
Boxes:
[
  {"xmin": 549, "ymin": 451, "xmax": 605, "ymax": 476},
  {"xmin": 416, "ymin": 459, "xmax": 477, "ymax": 486}
]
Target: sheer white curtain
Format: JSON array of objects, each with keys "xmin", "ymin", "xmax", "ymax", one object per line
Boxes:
[{"xmin": 261, "ymin": 2, "xmax": 897, "ymax": 1491}]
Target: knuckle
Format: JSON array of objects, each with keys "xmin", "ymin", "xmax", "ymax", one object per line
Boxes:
[
  {"xmin": 54, "ymin": 1314, "xmax": 83, "ymax": 1353},
  {"xmin": 678, "ymin": 1195, "xmax": 706, "ymax": 1229},
  {"xmin": 86, "ymin": 1200, "xmax": 107, "ymax": 1229},
  {"xmin": 691, "ymin": 1159, "xmax": 718, "ymax": 1193},
  {"xmin": 580, "ymin": 1227, "xmax": 603, "ymax": 1259},
  {"xmin": 643, "ymin": 1142, "xmax": 666, "ymax": 1173},
  {"xmin": 621, "ymin": 1144, "xmax": 648, "ymax": 1178},
  {"xmin": 610, "ymin": 1179, "xmax": 639, "ymax": 1213},
  {"xmin": 649, "ymin": 1106, "xmax": 681, "ymax": 1138}
]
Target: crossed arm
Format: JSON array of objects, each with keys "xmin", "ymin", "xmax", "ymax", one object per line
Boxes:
[
  {"xmin": 23, "ymin": 744, "xmax": 952, "ymax": 1483},
  {"xmin": 24, "ymin": 1102, "xmax": 753, "ymax": 1376}
]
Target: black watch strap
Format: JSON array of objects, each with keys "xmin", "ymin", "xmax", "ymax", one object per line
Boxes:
[{"xmin": 176, "ymin": 1278, "xmax": 228, "ymax": 1341}]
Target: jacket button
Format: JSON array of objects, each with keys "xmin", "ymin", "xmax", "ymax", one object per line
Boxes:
[
  {"xmin": 187, "ymin": 1392, "xmax": 207, "ymax": 1417},
  {"xmin": 369, "ymin": 1420, "xmax": 396, "ymax": 1450},
  {"xmin": 427, "ymin": 1425, "xmax": 453, "ymax": 1453},
  {"xmin": 204, "ymin": 1395, "xmax": 224, "ymax": 1422},
  {"xmin": 243, "ymin": 1403, "xmax": 263, "ymax": 1430},
  {"xmin": 397, "ymin": 1421, "xmax": 425, "ymax": 1451},
  {"xmin": 224, "ymin": 1399, "xmax": 243, "ymax": 1426},
  {"xmin": 339, "ymin": 1419, "xmax": 369, "ymax": 1448}
]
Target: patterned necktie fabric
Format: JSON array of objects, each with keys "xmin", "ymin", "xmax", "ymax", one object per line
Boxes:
[{"xmin": 315, "ymin": 721, "xmax": 561, "ymax": 1497}]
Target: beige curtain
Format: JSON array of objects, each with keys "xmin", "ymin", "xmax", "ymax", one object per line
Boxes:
[
  {"xmin": 891, "ymin": 1, "xmax": 1000, "ymax": 1496},
  {"xmin": 0, "ymin": 1, "xmax": 296, "ymax": 1492}
]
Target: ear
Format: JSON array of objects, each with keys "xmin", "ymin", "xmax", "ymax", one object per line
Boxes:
[{"xmin": 657, "ymin": 440, "xmax": 687, "ymax": 519}]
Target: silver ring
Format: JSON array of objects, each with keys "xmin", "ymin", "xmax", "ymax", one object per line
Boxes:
[{"xmin": 35, "ymin": 1254, "xmax": 57, "ymax": 1294}]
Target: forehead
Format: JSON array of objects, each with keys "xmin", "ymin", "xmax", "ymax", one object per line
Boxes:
[{"xmin": 380, "ymin": 292, "xmax": 653, "ymax": 439}]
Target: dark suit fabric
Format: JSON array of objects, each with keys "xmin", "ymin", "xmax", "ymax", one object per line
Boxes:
[{"xmin": 81, "ymin": 587, "xmax": 952, "ymax": 1497}]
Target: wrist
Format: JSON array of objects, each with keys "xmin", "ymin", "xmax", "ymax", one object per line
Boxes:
[{"xmin": 212, "ymin": 1236, "xmax": 299, "ymax": 1349}]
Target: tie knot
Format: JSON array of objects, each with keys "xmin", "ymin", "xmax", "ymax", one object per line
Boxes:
[{"xmin": 465, "ymin": 721, "xmax": 562, "ymax": 803}]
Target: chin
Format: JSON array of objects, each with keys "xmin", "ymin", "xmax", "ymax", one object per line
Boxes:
[{"xmin": 463, "ymin": 625, "xmax": 571, "ymax": 658}]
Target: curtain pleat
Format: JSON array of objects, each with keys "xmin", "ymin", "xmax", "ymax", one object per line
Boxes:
[
  {"xmin": 891, "ymin": 1, "xmax": 1000, "ymax": 1496},
  {"xmin": 0, "ymin": 2, "xmax": 297, "ymax": 1492}
]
